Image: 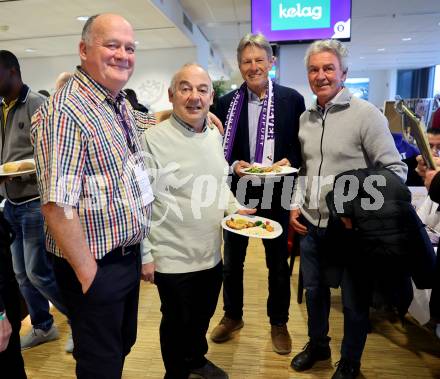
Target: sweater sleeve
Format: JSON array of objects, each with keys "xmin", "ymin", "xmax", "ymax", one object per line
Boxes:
[
  {"xmin": 360, "ymin": 107, "xmax": 408, "ymax": 182},
  {"xmin": 139, "ymin": 131, "xmax": 158, "ymax": 266},
  {"xmin": 140, "ymin": 238, "xmax": 154, "ymax": 265}
]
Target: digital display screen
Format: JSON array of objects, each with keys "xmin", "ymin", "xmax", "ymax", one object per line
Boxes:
[{"xmin": 252, "ymin": 0, "xmax": 351, "ymax": 44}]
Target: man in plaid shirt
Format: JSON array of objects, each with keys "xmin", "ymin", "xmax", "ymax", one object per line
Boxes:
[{"xmin": 31, "ymin": 13, "xmax": 155, "ymax": 379}]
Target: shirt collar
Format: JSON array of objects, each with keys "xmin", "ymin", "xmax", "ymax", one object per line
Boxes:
[
  {"xmin": 1, "ymin": 98, "xmax": 17, "ymax": 108},
  {"xmin": 74, "ymin": 66, "xmax": 126, "ymax": 106},
  {"xmin": 247, "ymin": 87, "xmax": 266, "ymax": 103},
  {"xmin": 310, "ymin": 87, "xmax": 352, "ymax": 113},
  {"xmin": 172, "ymin": 112, "xmax": 207, "ymax": 133}
]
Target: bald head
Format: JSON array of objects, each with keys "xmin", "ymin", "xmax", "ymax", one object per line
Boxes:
[
  {"xmin": 169, "ymin": 64, "xmax": 212, "ymax": 94},
  {"xmin": 79, "ymin": 13, "xmax": 135, "ymax": 97},
  {"xmin": 55, "ymin": 71, "xmax": 73, "ymax": 90},
  {"xmin": 168, "ymin": 63, "xmax": 214, "ymax": 131}
]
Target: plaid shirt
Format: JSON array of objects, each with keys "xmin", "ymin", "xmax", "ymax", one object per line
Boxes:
[{"xmin": 31, "ymin": 67, "xmax": 156, "ymax": 259}]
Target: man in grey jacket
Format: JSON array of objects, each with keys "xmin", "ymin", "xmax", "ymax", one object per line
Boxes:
[
  {"xmin": 0, "ymin": 50, "xmax": 70, "ymax": 351},
  {"xmin": 289, "ymin": 40, "xmax": 407, "ymax": 379}
]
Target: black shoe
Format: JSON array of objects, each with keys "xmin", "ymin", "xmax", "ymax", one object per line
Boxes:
[
  {"xmin": 290, "ymin": 340, "xmax": 331, "ymax": 372},
  {"xmin": 331, "ymin": 359, "xmax": 361, "ymax": 379}
]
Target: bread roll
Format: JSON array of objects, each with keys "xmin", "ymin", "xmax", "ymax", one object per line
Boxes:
[{"xmin": 3, "ymin": 161, "xmax": 35, "ymax": 173}]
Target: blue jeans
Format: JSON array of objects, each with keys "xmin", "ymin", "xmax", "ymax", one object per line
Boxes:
[
  {"xmin": 3, "ymin": 199, "xmax": 68, "ymax": 330},
  {"xmin": 300, "ymin": 218, "xmax": 369, "ymax": 363}
]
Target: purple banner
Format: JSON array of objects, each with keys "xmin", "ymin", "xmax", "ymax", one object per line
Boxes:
[{"xmin": 251, "ymin": 0, "xmax": 352, "ymax": 43}]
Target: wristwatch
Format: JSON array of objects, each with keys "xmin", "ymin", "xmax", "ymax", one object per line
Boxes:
[{"xmin": 0, "ymin": 311, "xmax": 6, "ymax": 321}]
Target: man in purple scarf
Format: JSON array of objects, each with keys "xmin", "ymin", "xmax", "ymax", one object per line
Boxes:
[{"xmin": 210, "ymin": 33, "xmax": 305, "ymax": 355}]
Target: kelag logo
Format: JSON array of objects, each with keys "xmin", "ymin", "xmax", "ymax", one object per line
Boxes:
[{"xmin": 271, "ymin": 0, "xmax": 331, "ymax": 31}]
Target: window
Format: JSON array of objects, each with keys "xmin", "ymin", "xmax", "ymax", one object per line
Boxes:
[{"xmin": 345, "ymin": 78, "xmax": 369, "ymax": 100}]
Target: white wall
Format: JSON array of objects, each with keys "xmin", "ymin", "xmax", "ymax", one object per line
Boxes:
[
  {"xmin": 278, "ymin": 45, "xmax": 313, "ymax": 106},
  {"xmin": 151, "ymin": 0, "xmax": 229, "ymax": 79},
  {"xmin": 278, "ymin": 45, "xmax": 398, "ymax": 109},
  {"xmin": 349, "ymin": 69, "xmax": 397, "ymax": 108},
  {"xmin": 19, "ymin": 47, "xmax": 197, "ymax": 111}
]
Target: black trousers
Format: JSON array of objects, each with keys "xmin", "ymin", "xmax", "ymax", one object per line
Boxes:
[
  {"xmin": 155, "ymin": 262, "xmax": 223, "ymax": 379},
  {"xmin": 52, "ymin": 247, "xmax": 141, "ymax": 379},
  {"xmin": 0, "ymin": 282, "xmax": 27, "ymax": 379},
  {"xmin": 430, "ymin": 252, "xmax": 440, "ymax": 320},
  {"xmin": 223, "ymin": 207, "xmax": 291, "ymax": 325}
]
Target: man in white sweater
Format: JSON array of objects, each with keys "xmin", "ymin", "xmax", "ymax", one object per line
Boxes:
[{"xmin": 140, "ymin": 64, "xmax": 255, "ymax": 379}]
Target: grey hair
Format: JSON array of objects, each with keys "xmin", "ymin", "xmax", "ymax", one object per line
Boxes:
[
  {"xmin": 81, "ymin": 14, "xmax": 100, "ymax": 44},
  {"xmin": 304, "ymin": 39, "xmax": 348, "ymax": 73},
  {"xmin": 169, "ymin": 63, "xmax": 213, "ymax": 94},
  {"xmin": 236, "ymin": 33, "xmax": 273, "ymax": 64}
]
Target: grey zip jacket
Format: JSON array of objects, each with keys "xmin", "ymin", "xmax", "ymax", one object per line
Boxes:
[{"xmin": 292, "ymin": 87, "xmax": 407, "ymax": 227}]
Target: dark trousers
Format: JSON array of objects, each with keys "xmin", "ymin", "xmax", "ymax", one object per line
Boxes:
[
  {"xmin": 4, "ymin": 200, "xmax": 68, "ymax": 330},
  {"xmin": 52, "ymin": 247, "xmax": 141, "ymax": 379},
  {"xmin": 300, "ymin": 221, "xmax": 369, "ymax": 363},
  {"xmin": 155, "ymin": 262, "xmax": 223, "ymax": 379},
  {"xmin": 223, "ymin": 207, "xmax": 291, "ymax": 325},
  {"xmin": 0, "ymin": 282, "xmax": 27, "ymax": 379},
  {"xmin": 430, "ymin": 252, "xmax": 440, "ymax": 320}
]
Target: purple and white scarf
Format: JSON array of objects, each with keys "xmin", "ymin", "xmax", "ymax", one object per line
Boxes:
[{"xmin": 223, "ymin": 80, "xmax": 275, "ymax": 165}]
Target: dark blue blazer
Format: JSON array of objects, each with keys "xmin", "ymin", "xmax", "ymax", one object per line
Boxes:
[
  {"xmin": 215, "ymin": 83, "xmax": 305, "ymax": 168},
  {"xmin": 214, "ymin": 83, "xmax": 305, "ymax": 205}
]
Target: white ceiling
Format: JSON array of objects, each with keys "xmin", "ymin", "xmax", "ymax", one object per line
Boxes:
[
  {"xmin": 0, "ymin": 0, "xmax": 193, "ymax": 58},
  {"xmin": 1, "ymin": 0, "xmax": 440, "ymax": 77}
]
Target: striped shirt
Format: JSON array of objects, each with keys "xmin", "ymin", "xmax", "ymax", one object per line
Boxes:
[{"xmin": 30, "ymin": 67, "xmax": 156, "ymax": 259}]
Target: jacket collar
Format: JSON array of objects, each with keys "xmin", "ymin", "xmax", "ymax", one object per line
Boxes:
[
  {"xmin": 17, "ymin": 84, "xmax": 30, "ymax": 104},
  {"xmin": 309, "ymin": 87, "xmax": 351, "ymax": 113}
]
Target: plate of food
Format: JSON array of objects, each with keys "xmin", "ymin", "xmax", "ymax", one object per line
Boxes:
[
  {"xmin": 240, "ymin": 165, "xmax": 298, "ymax": 176},
  {"xmin": 222, "ymin": 214, "xmax": 282, "ymax": 239},
  {"xmin": 0, "ymin": 159, "xmax": 36, "ymax": 177}
]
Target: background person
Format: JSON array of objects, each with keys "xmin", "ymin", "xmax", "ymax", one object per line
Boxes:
[
  {"xmin": 0, "ymin": 50, "xmax": 70, "ymax": 351},
  {"xmin": 124, "ymin": 88, "xmax": 149, "ymax": 114},
  {"xmin": 0, "ymin": 208, "xmax": 27, "ymax": 378},
  {"xmin": 54, "ymin": 71, "xmax": 73, "ymax": 91}
]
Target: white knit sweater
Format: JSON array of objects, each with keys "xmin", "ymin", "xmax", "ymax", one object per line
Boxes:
[{"xmin": 140, "ymin": 115, "xmax": 240, "ymax": 273}]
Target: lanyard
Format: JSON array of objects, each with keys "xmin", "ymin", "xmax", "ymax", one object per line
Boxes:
[{"xmin": 110, "ymin": 98, "xmax": 136, "ymax": 154}]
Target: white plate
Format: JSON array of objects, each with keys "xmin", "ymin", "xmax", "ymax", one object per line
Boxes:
[
  {"xmin": 0, "ymin": 159, "xmax": 36, "ymax": 177},
  {"xmin": 240, "ymin": 165, "xmax": 298, "ymax": 176},
  {"xmin": 222, "ymin": 214, "xmax": 283, "ymax": 239}
]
